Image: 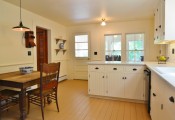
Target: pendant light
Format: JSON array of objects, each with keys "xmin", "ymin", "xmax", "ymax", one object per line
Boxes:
[
  {"xmin": 101, "ymin": 18, "xmax": 106, "ymax": 26},
  {"xmin": 12, "ymin": 0, "xmax": 30, "ymax": 32}
]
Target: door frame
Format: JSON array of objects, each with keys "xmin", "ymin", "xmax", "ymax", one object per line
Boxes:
[{"xmin": 34, "ymin": 26, "xmax": 51, "ymax": 70}]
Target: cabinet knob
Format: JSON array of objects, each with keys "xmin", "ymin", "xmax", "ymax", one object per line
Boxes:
[
  {"xmin": 156, "ymin": 28, "xmax": 158, "ymax": 31},
  {"xmin": 133, "ymin": 68, "xmax": 137, "ymax": 71},
  {"xmin": 169, "ymin": 96, "xmax": 174, "ymax": 103},
  {"xmin": 95, "ymin": 67, "xmax": 99, "ymax": 70},
  {"xmin": 113, "ymin": 68, "xmax": 117, "ymax": 70},
  {"xmin": 159, "ymin": 25, "xmax": 161, "ymax": 28},
  {"xmin": 153, "ymin": 93, "xmax": 156, "ymax": 97}
]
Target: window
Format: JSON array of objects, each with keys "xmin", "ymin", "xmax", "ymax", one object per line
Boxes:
[
  {"xmin": 105, "ymin": 34, "xmax": 122, "ymax": 61},
  {"xmin": 75, "ymin": 34, "xmax": 89, "ymax": 58},
  {"xmin": 126, "ymin": 33, "xmax": 144, "ymax": 62}
]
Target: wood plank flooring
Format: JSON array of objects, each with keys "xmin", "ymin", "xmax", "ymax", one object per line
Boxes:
[{"xmin": 1, "ymin": 80, "xmax": 151, "ymax": 120}]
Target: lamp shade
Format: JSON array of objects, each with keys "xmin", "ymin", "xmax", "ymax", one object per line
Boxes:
[
  {"xmin": 101, "ymin": 18, "xmax": 106, "ymax": 26},
  {"xmin": 12, "ymin": 21, "xmax": 30, "ymax": 32}
]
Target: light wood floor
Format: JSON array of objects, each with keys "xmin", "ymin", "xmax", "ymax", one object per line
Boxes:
[{"xmin": 1, "ymin": 80, "xmax": 151, "ymax": 120}]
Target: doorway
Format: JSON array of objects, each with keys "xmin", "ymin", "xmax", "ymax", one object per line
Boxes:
[{"xmin": 36, "ymin": 27, "xmax": 48, "ymax": 71}]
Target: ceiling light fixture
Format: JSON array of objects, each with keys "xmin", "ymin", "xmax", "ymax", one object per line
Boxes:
[
  {"xmin": 101, "ymin": 18, "xmax": 106, "ymax": 26},
  {"xmin": 12, "ymin": 0, "xmax": 30, "ymax": 32}
]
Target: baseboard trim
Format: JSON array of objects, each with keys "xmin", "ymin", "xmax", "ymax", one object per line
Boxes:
[{"xmin": 88, "ymin": 94, "xmax": 146, "ymax": 104}]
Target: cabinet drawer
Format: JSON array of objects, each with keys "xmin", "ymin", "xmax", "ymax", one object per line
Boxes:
[
  {"xmin": 105, "ymin": 65, "xmax": 123, "ymax": 72},
  {"xmin": 88, "ymin": 65, "xmax": 105, "ymax": 72},
  {"xmin": 124, "ymin": 66, "xmax": 145, "ymax": 73}
]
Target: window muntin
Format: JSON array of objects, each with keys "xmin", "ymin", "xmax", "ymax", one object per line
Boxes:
[
  {"xmin": 105, "ymin": 34, "xmax": 122, "ymax": 61},
  {"xmin": 126, "ymin": 33, "xmax": 144, "ymax": 62},
  {"xmin": 75, "ymin": 35, "xmax": 89, "ymax": 58}
]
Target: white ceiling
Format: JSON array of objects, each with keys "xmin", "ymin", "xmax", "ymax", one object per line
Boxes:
[{"xmin": 4, "ymin": 0, "xmax": 159, "ymax": 26}]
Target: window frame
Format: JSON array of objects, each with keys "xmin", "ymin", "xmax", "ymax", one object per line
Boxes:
[
  {"xmin": 125, "ymin": 33, "xmax": 145, "ymax": 62},
  {"xmin": 104, "ymin": 33, "xmax": 122, "ymax": 61},
  {"xmin": 74, "ymin": 33, "xmax": 90, "ymax": 59}
]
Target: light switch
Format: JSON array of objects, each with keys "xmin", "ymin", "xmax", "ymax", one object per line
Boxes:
[{"xmin": 28, "ymin": 51, "xmax": 31, "ymax": 56}]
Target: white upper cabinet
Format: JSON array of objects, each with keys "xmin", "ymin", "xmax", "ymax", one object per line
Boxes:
[{"xmin": 154, "ymin": 0, "xmax": 175, "ymax": 44}]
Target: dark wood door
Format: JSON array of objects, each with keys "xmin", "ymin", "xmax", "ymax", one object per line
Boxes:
[{"xmin": 36, "ymin": 27, "xmax": 48, "ymax": 71}]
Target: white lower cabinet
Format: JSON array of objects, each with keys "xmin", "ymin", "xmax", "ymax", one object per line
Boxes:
[
  {"xmin": 88, "ymin": 65, "xmax": 108, "ymax": 96},
  {"xmin": 151, "ymin": 72, "xmax": 175, "ymax": 120},
  {"xmin": 107, "ymin": 72, "xmax": 124, "ymax": 98},
  {"xmin": 88, "ymin": 64, "xmax": 145, "ymax": 100},
  {"xmin": 124, "ymin": 73, "xmax": 144, "ymax": 100}
]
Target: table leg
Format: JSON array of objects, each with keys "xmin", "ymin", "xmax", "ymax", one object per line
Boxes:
[{"xmin": 19, "ymin": 88, "xmax": 27, "ymax": 120}]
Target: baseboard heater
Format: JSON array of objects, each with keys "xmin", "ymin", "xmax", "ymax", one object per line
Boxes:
[{"xmin": 59, "ymin": 75, "xmax": 67, "ymax": 82}]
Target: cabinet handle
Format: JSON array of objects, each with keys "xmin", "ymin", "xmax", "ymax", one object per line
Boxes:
[
  {"xmin": 153, "ymin": 93, "xmax": 156, "ymax": 97},
  {"xmin": 113, "ymin": 68, "xmax": 117, "ymax": 70},
  {"xmin": 95, "ymin": 67, "xmax": 99, "ymax": 70},
  {"xmin": 133, "ymin": 68, "xmax": 137, "ymax": 71},
  {"xmin": 125, "ymin": 77, "xmax": 127, "ymax": 79},
  {"xmin": 156, "ymin": 28, "xmax": 158, "ymax": 31},
  {"xmin": 169, "ymin": 96, "xmax": 174, "ymax": 103}
]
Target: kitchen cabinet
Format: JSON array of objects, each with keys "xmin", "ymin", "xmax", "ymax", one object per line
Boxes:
[
  {"xmin": 154, "ymin": 0, "xmax": 175, "ymax": 44},
  {"xmin": 88, "ymin": 65, "xmax": 108, "ymax": 96},
  {"xmin": 106, "ymin": 65, "xmax": 124, "ymax": 98},
  {"xmin": 55, "ymin": 38, "xmax": 67, "ymax": 54},
  {"xmin": 88, "ymin": 64, "xmax": 145, "ymax": 100},
  {"xmin": 151, "ymin": 71, "xmax": 175, "ymax": 120}
]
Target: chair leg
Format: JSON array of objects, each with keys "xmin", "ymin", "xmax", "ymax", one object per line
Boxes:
[
  {"xmin": 55, "ymin": 92, "xmax": 59, "ymax": 112},
  {"xmin": 40, "ymin": 98, "xmax": 44, "ymax": 120},
  {"xmin": 27, "ymin": 95, "xmax": 30, "ymax": 114},
  {"xmin": 0, "ymin": 100, "xmax": 2, "ymax": 120}
]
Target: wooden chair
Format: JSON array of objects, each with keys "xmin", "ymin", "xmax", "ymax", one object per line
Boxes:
[
  {"xmin": 0, "ymin": 89, "xmax": 19, "ymax": 119},
  {"xmin": 27, "ymin": 62, "xmax": 60, "ymax": 120}
]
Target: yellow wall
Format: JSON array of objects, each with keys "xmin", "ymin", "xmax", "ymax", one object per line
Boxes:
[{"xmin": 0, "ymin": 1, "xmax": 68, "ymax": 77}]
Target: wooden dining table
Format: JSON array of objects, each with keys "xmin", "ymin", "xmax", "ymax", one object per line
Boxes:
[{"xmin": 0, "ymin": 71, "xmax": 41, "ymax": 120}]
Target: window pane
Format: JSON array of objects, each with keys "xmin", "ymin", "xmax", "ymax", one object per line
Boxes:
[
  {"xmin": 75, "ymin": 35, "xmax": 88, "ymax": 42},
  {"xmin": 126, "ymin": 33, "xmax": 144, "ymax": 62},
  {"xmin": 75, "ymin": 50, "xmax": 88, "ymax": 57},
  {"xmin": 135, "ymin": 40, "xmax": 144, "ymax": 50},
  {"xmin": 105, "ymin": 34, "xmax": 122, "ymax": 61},
  {"xmin": 75, "ymin": 34, "xmax": 89, "ymax": 58},
  {"xmin": 75, "ymin": 43, "xmax": 88, "ymax": 49},
  {"xmin": 127, "ymin": 51, "xmax": 144, "ymax": 62}
]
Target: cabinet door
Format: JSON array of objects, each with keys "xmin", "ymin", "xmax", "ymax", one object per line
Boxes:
[
  {"xmin": 124, "ymin": 73, "xmax": 144, "ymax": 100},
  {"xmin": 162, "ymin": 82, "xmax": 175, "ymax": 120},
  {"xmin": 88, "ymin": 71, "xmax": 106, "ymax": 96},
  {"xmin": 107, "ymin": 72, "xmax": 124, "ymax": 98},
  {"xmin": 151, "ymin": 72, "xmax": 166, "ymax": 120}
]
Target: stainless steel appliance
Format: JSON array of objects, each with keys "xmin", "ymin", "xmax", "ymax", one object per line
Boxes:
[{"xmin": 144, "ymin": 68, "xmax": 151, "ymax": 114}]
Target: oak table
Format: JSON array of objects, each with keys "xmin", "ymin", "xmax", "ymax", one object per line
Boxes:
[{"xmin": 0, "ymin": 71, "xmax": 40, "ymax": 120}]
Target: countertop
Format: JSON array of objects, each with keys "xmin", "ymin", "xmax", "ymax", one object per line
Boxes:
[
  {"xmin": 88, "ymin": 61, "xmax": 146, "ymax": 65},
  {"xmin": 146, "ymin": 62, "xmax": 175, "ymax": 88},
  {"xmin": 88, "ymin": 61, "xmax": 175, "ymax": 88}
]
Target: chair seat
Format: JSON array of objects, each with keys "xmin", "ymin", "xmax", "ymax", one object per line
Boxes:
[
  {"xmin": 28, "ymin": 88, "xmax": 55, "ymax": 97},
  {"xmin": 0, "ymin": 89, "xmax": 19, "ymax": 111},
  {"xmin": 0, "ymin": 89, "xmax": 19, "ymax": 99}
]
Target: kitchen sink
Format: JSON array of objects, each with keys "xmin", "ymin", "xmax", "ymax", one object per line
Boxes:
[{"xmin": 154, "ymin": 66, "xmax": 175, "ymax": 74}]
